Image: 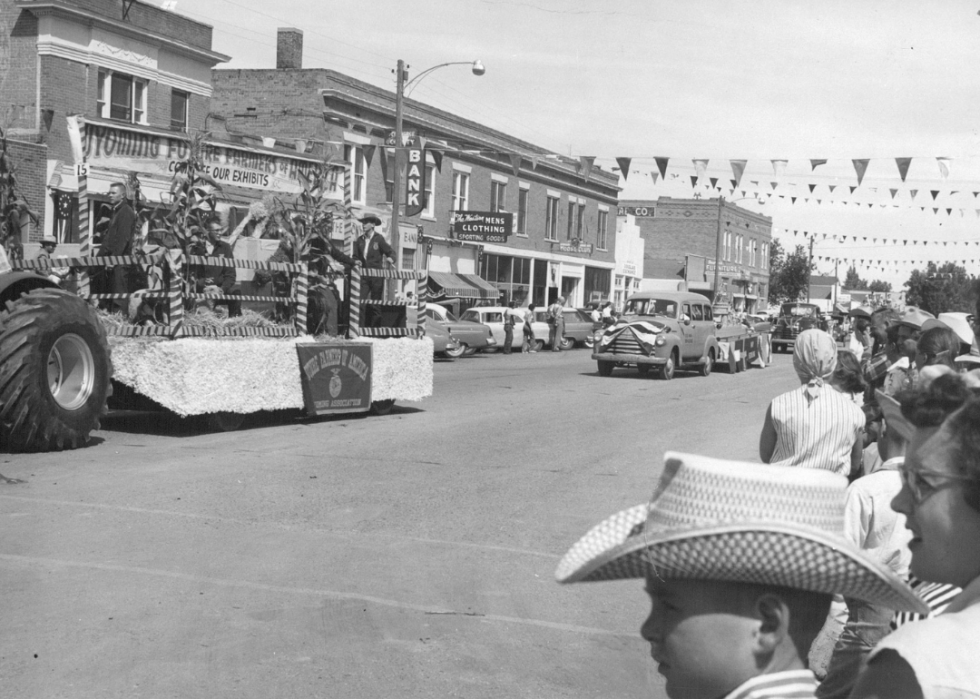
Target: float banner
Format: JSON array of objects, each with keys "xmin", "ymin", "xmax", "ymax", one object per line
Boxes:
[
  {"xmin": 451, "ymin": 211, "xmax": 513, "ymax": 243},
  {"xmin": 81, "ymin": 121, "xmax": 324, "ymax": 195},
  {"xmin": 404, "ymin": 148, "xmax": 426, "ymax": 217},
  {"xmin": 296, "ymin": 343, "xmax": 373, "ymax": 415}
]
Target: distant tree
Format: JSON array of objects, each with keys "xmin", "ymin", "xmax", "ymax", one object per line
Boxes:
[
  {"xmin": 904, "ymin": 261, "xmax": 973, "ymax": 316},
  {"xmin": 769, "ymin": 243, "xmax": 813, "ymax": 304},
  {"xmin": 868, "ymin": 279, "xmax": 892, "ymax": 293},
  {"xmin": 843, "ymin": 266, "xmax": 868, "ymax": 291}
]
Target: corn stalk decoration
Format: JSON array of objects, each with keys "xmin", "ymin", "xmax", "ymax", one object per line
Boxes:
[{"xmin": 0, "ymin": 127, "xmax": 38, "ymax": 264}]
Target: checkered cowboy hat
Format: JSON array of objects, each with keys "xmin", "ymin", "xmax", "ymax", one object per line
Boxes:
[{"xmin": 556, "ymin": 452, "xmax": 928, "ymax": 613}]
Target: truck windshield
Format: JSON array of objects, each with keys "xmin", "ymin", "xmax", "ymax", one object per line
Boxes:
[{"xmin": 625, "ymin": 299, "xmax": 678, "ymax": 318}]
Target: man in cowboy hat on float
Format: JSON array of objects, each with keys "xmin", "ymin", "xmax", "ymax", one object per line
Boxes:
[
  {"xmin": 35, "ymin": 235, "xmax": 69, "ymax": 285},
  {"xmin": 353, "ymin": 214, "xmax": 394, "ymax": 301},
  {"xmin": 556, "ymin": 452, "xmax": 926, "ymax": 699}
]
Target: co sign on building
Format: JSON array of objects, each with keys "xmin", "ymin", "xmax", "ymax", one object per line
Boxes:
[{"xmin": 617, "ymin": 206, "xmax": 656, "ymax": 217}]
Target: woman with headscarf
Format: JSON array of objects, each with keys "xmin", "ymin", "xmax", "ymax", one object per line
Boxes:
[{"xmin": 759, "ymin": 329, "xmax": 866, "ymax": 478}]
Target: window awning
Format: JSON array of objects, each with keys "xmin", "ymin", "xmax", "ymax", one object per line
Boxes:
[
  {"xmin": 457, "ymin": 273, "xmax": 501, "ymax": 300},
  {"xmin": 428, "ymin": 271, "xmax": 483, "ymax": 299}
]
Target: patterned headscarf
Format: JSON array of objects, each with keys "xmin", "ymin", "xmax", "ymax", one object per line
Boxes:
[{"xmin": 793, "ymin": 329, "xmax": 838, "ymax": 399}]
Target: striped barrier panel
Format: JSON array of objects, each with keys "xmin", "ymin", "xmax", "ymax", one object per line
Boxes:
[
  {"xmin": 417, "ymin": 269, "xmax": 427, "ymax": 336},
  {"xmin": 77, "ymin": 169, "xmax": 90, "ymax": 298},
  {"xmin": 104, "ymin": 325, "xmax": 175, "ymax": 337},
  {"xmin": 184, "ymin": 255, "xmax": 305, "ymax": 273},
  {"xmin": 177, "ymin": 326, "xmax": 301, "ymax": 338},
  {"xmin": 186, "ymin": 293, "xmax": 296, "ymax": 303},
  {"xmin": 13, "ymin": 253, "xmax": 165, "ymax": 270},
  {"xmin": 88, "ymin": 292, "xmax": 169, "ymax": 300},
  {"xmin": 349, "ymin": 264, "xmax": 361, "ymax": 337},
  {"xmin": 167, "ymin": 249, "xmax": 184, "ymax": 338},
  {"xmin": 356, "ymin": 327, "xmax": 421, "ymax": 338},
  {"xmin": 294, "ymin": 265, "xmax": 308, "ymax": 335},
  {"xmin": 359, "ymin": 268, "xmax": 418, "ymax": 279}
]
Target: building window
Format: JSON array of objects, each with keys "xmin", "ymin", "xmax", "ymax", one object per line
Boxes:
[
  {"xmin": 344, "ymin": 145, "xmax": 367, "ymax": 205},
  {"xmin": 566, "ymin": 200, "xmax": 575, "ymax": 240},
  {"xmin": 597, "ymin": 209, "xmax": 608, "ymax": 249},
  {"xmin": 517, "ymin": 188, "xmax": 528, "ymax": 236},
  {"xmin": 170, "ymin": 89, "xmax": 189, "ymax": 131},
  {"xmin": 762, "ymin": 242, "xmax": 769, "ymax": 269},
  {"xmin": 724, "ymin": 230, "xmax": 732, "ymax": 261},
  {"xmin": 452, "ymin": 171, "xmax": 469, "ymax": 211},
  {"xmin": 98, "ymin": 69, "xmax": 147, "ymax": 124},
  {"xmin": 576, "ymin": 203, "xmax": 585, "ymax": 240},
  {"xmin": 545, "ymin": 195, "xmax": 559, "ymax": 240},
  {"xmin": 423, "ymin": 164, "xmax": 435, "ymax": 217},
  {"xmin": 737, "ymin": 234, "xmax": 744, "ymax": 263},
  {"xmin": 490, "ymin": 180, "xmax": 506, "ymax": 213}
]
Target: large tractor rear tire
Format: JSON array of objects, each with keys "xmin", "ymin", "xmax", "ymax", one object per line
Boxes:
[{"xmin": 0, "ymin": 289, "xmax": 112, "ymax": 452}]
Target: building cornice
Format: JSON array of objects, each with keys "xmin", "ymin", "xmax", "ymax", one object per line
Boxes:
[{"xmin": 17, "ymin": 0, "xmax": 230, "ymax": 66}]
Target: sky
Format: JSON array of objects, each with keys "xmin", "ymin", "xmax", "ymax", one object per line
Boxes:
[{"xmin": 166, "ymin": 0, "xmax": 980, "ymax": 289}]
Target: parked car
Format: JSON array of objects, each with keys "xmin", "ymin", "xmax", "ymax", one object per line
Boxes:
[
  {"xmin": 590, "ymin": 291, "xmax": 720, "ymax": 380},
  {"xmin": 425, "ymin": 318, "xmax": 464, "ymax": 359},
  {"xmin": 425, "ymin": 303, "xmax": 497, "ymax": 355},
  {"xmin": 771, "ymin": 302, "xmax": 821, "ymax": 353},
  {"xmin": 531, "ymin": 308, "xmax": 600, "ymax": 349},
  {"xmin": 460, "ymin": 305, "xmax": 550, "ymax": 351}
]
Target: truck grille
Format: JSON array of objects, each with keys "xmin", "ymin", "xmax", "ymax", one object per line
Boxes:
[
  {"xmin": 775, "ymin": 326, "xmax": 800, "ymax": 341},
  {"xmin": 605, "ymin": 334, "xmax": 647, "ymax": 355}
]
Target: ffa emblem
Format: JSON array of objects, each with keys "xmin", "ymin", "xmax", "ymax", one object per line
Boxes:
[
  {"xmin": 371, "ymin": 241, "xmax": 378, "ymax": 250},
  {"xmin": 328, "ymin": 368, "xmax": 342, "ymax": 398}
]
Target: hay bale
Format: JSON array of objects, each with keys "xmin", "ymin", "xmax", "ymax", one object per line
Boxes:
[{"xmin": 111, "ymin": 335, "xmax": 433, "ymax": 416}]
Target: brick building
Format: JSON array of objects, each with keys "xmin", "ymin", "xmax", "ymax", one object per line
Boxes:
[
  {"xmin": 0, "ymin": 0, "xmax": 227, "ymax": 254},
  {"xmin": 618, "ymin": 197, "xmax": 773, "ymax": 313},
  {"xmin": 211, "ymin": 29, "xmax": 620, "ymax": 309}
]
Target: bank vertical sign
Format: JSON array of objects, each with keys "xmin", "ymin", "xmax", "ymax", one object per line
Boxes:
[{"xmin": 404, "ymin": 148, "xmax": 426, "ymax": 217}]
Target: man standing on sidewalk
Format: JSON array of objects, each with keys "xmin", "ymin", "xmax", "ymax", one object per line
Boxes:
[{"xmin": 548, "ymin": 296, "xmax": 566, "ymax": 351}]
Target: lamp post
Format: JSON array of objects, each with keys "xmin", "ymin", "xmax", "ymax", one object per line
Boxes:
[
  {"xmin": 712, "ymin": 195, "xmax": 764, "ymax": 311},
  {"xmin": 390, "ymin": 59, "xmax": 484, "ymax": 289}
]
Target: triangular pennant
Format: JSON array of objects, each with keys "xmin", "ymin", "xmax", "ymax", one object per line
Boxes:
[
  {"xmin": 363, "ymin": 145, "xmax": 377, "ymax": 169},
  {"xmin": 578, "ymin": 156, "xmax": 595, "ymax": 182},
  {"xmin": 829, "ymin": 185, "xmax": 837, "ymax": 193},
  {"xmin": 430, "ymin": 149, "xmax": 443, "ymax": 172},
  {"xmin": 530, "ymin": 154, "xmax": 539, "ymax": 170},
  {"xmin": 889, "ymin": 188, "xmax": 898, "ymax": 199},
  {"xmin": 771, "ymin": 159, "xmax": 787, "ymax": 177},
  {"xmin": 651, "ymin": 171, "xmax": 660, "ymax": 184},
  {"xmin": 729, "ymin": 159, "xmax": 747, "ymax": 187},
  {"xmin": 655, "ymin": 157, "xmax": 669, "ymax": 180},
  {"xmin": 852, "ymin": 159, "xmax": 870, "ymax": 186},
  {"xmin": 910, "ymin": 189, "xmax": 918, "ymax": 199},
  {"xmin": 509, "ymin": 153, "xmax": 522, "ymax": 177},
  {"xmin": 771, "ymin": 182, "xmax": 778, "ymax": 190},
  {"xmin": 895, "ymin": 157, "xmax": 912, "ymax": 182},
  {"xmin": 692, "ymin": 159, "xmax": 709, "ymax": 180},
  {"xmin": 615, "ymin": 157, "xmax": 632, "ymax": 180},
  {"xmin": 710, "ymin": 177, "xmax": 719, "ymax": 188},
  {"xmin": 931, "ymin": 190, "xmax": 940, "ymax": 200},
  {"xmin": 690, "ymin": 175, "xmax": 698, "ymax": 188},
  {"xmin": 791, "ymin": 197, "xmax": 797, "ymax": 204},
  {"xmin": 810, "ymin": 159, "xmax": 827, "ymax": 171},
  {"xmin": 937, "ymin": 157, "xmax": 951, "ymax": 180},
  {"xmin": 947, "ymin": 208, "xmax": 953, "ymax": 216},
  {"xmin": 730, "ymin": 180, "xmax": 737, "ymax": 190},
  {"xmin": 808, "ymin": 184, "xmax": 816, "ymax": 193},
  {"xmin": 849, "ymin": 186, "xmax": 857, "ymax": 194}
]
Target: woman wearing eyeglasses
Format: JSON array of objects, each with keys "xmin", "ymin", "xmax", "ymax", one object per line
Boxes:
[{"xmin": 850, "ymin": 375, "xmax": 980, "ymax": 698}]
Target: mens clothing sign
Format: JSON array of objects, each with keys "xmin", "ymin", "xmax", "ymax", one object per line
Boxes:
[{"xmin": 404, "ymin": 148, "xmax": 426, "ymax": 217}]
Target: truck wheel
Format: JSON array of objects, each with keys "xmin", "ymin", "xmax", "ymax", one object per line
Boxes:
[
  {"xmin": 370, "ymin": 399, "xmax": 395, "ymax": 415},
  {"xmin": 0, "ymin": 289, "xmax": 112, "ymax": 452},
  {"xmin": 207, "ymin": 412, "xmax": 245, "ymax": 432},
  {"xmin": 597, "ymin": 360, "xmax": 614, "ymax": 376},
  {"xmin": 699, "ymin": 349, "xmax": 714, "ymax": 377},
  {"xmin": 658, "ymin": 350, "xmax": 676, "ymax": 381}
]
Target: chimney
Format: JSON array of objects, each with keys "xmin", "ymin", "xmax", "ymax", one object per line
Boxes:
[{"xmin": 277, "ymin": 28, "xmax": 303, "ymax": 70}]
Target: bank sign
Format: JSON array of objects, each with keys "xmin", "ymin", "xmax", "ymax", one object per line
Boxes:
[
  {"xmin": 296, "ymin": 343, "xmax": 372, "ymax": 415},
  {"xmin": 75, "ymin": 119, "xmax": 324, "ymax": 196},
  {"xmin": 451, "ymin": 212, "xmax": 512, "ymax": 243}
]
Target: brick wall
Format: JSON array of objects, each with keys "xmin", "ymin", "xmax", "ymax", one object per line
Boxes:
[
  {"xmin": 38, "ymin": 55, "xmax": 91, "ymax": 163},
  {"xmin": 211, "ymin": 68, "xmax": 617, "ymax": 266},
  {"xmin": 276, "ymin": 28, "xmax": 303, "ymax": 70},
  {"xmin": 68, "ymin": 0, "xmax": 212, "ymax": 50},
  {"xmin": 0, "ymin": 2, "xmax": 39, "ymax": 131},
  {"xmin": 6, "ymin": 138, "xmax": 48, "ymax": 242}
]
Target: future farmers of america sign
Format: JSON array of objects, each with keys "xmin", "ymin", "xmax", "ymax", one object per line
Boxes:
[{"xmin": 75, "ymin": 119, "xmax": 325, "ymax": 195}]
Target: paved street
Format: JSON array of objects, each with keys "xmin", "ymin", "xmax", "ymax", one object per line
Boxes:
[{"xmin": 2, "ymin": 348, "xmax": 799, "ymax": 699}]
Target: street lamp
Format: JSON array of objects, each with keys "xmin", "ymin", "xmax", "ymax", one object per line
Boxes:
[
  {"xmin": 712, "ymin": 195, "xmax": 764, "ymax": 311},
  {"xmin": 389, "ymin": 59, "xmax": 484, "ymax": 293}
]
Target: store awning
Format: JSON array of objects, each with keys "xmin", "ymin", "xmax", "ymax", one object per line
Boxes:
[
  {"xmin": 458, "ymin": 273, "xmax": 501, "ymax": 300},
  {"xmin": 428, "ymin": 271, "xmax": 483, "ymax": 299}
]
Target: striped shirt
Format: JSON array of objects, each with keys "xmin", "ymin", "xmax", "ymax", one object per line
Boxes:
[
  {"xmin": 769, "ymin": 386, "xmax": 866, "ymax": 475},
  {"xmin": 892, "ymin": 577, "xmax": 962, "ymax": 628},
  {"xmin": 723, "ymin": 670, "xmax": 818, "ymax": 699}
]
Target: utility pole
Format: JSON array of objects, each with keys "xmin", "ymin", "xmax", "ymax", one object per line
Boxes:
[{"xmin": 390, "ymin": 58, "xmax": 407, "ymax": 299}]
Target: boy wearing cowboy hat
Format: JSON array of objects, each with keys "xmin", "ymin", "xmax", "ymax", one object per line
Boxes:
[
  {"xmin": 556, "ymin": 452, "xmax": 926, "ymax": 699},
  {"xmin": 353, "ymin": 214, "xmax": 394, "ymax": 301}
]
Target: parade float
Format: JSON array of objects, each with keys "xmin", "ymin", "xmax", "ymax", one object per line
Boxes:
[{"xmin": 1, "ymin": 120, "xmax": 433, "ymax": 451}]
